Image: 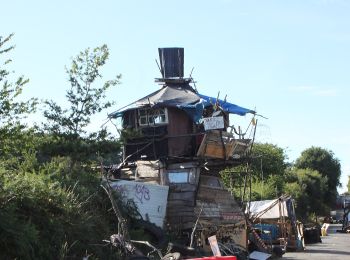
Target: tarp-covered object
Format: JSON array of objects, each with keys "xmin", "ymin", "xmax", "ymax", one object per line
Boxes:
[
  {"xmin": 109, "ymin": 85, "xmax": 255, "ymax": 122},
  {"xmin": 246, "ymin": 198, "xmax": 289, "ymax": 219},
  {"xmin": 198, "ymin": 94, "xmax": 255, "ymax": 116}
]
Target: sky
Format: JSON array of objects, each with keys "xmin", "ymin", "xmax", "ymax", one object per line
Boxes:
[{"xmin": 1, "ymin": 0, "xmax": 349, "ymax": 193}]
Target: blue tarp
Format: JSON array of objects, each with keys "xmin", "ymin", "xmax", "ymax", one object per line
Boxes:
[
  {"xmin": 177, "ymin": 93, "xmax": 255, "ymax": 123},
  {"xmin": 198, "ymin": 94, "xmax": 255, "ymax": 116},
  {"xmin": 176, "ymin": 100, "xmax": 206, "ymax": 123}
]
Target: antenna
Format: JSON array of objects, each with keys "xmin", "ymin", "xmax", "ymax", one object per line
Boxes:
[
  {"xmin": 189, "ymin": 67, "xmax": 198, "ymax": 92},
  {"xmin": 189, "ymin": 67, "xmax": 194, "ymax": 78},
  {"xmin": 155, "ymin": 59, "xmax": 163, "ymax": 77}
]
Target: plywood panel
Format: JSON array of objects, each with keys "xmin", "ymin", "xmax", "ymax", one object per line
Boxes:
[
  {"xmin": 167, "ymin": 107, "xmax": 194, "ymax": 156},
  {"xmin": 110, "ymin": 180, "xmax": 169, "ymax": 228}
]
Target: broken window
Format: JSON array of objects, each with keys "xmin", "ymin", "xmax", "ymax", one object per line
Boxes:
[
  {"xmin": 200, "ymin": 175, "xmax": 224, "ymax": 189},
  {"xmin": 138, "ymin": 108, "xmax": 168, "ymax": 126}
]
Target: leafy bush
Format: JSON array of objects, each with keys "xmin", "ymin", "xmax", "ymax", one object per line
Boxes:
[
  {"xmin": 0, "ymin": 157, "xmax": 120, "ymax": 259},
  {"xmin": 32, "ymin": 129, "xmax": 121, "ymax": 166},
  {"xmin": 0, "ymin": 38, "xmax": 128, "ymax": 259}
]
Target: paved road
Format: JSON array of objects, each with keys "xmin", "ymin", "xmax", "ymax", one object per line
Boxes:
[{"xmin": 283, "ymin": 224, "xmax": 350, "ymax": 259}]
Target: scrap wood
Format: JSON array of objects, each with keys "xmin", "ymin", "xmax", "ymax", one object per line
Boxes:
[
  {"xmin": 100, "ymin": 176, "xmax": 129, "ymax": 240},
  {"xmin": 190, "ymin": 205, "xmax": 203, "ymax": 248}
]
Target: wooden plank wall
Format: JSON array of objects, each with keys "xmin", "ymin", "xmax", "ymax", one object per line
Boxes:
[
  {"xmin": 196, "ymin": 185, "xmax": 244, "ymax": 224},
  {"xmin": 167, "ymin": 107, "xmax": 194, "ymax": 157},
  {"xmin": 166, "ymin": 183, "xmax": 197, "ymax": 230},
  {"xmin": 195, "ymin": 175, "xmax": 247, "ymax": 248},
  {"xmin": 163, "ymin": 163, "xmax": 200, "ymax": 230}
]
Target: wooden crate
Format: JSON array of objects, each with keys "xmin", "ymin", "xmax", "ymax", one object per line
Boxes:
[{"xmin": 197, "ymin": 130, "xmax": 251, "ymax": 159}]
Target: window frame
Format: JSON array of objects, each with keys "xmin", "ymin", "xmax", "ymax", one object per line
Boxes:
[
  {"xmin": 165, "ymin": 168, "xmax": 198, "ymax": 184},
  {"xmin": 138, "ymin": 107, "xmax": 168, "ymax": 126}
]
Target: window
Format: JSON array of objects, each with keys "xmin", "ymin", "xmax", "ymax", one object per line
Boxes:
[
  {"xmin": 168, "ymin": 172, "xmax": 189, "ymax": 183},
  {"xmin": 138, "ymin": 108, "xmax": 168, "ymax": 126},
  {"xmin": 200, "ymin": 175, "xmax": 224, "ymax": 189},
  {"xmin": 139, "ymin": 109, "xmax": 148, "ymax": 125},
  {"xmin": 166, "ymin": 168, "xmax": 197, "ymax": 184}
]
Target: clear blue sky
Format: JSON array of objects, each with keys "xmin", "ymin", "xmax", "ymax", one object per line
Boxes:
[{"xmin": 2, "ymin": 0, "xmax": 349, "ymax": 193}]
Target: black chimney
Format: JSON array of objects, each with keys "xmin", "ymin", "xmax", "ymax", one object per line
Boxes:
[{"xmin": 158, "ymin": 48, "xmax": 184, "ymax": 78}]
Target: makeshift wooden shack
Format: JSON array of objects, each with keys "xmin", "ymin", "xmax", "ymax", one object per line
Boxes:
[{"xmin": 108, "ymin": 48, "xmax": 257, "ymax": 252}]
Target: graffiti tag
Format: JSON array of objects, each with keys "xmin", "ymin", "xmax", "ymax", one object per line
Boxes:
[
  {"xmin": 134, "ymin": 184, "xmax": 150, "ymax": 204},
  {"xmin": 113, "ymin": 184, "xmax": 127, "ymax": 197}
]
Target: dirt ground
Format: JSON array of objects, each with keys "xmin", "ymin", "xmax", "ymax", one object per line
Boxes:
[{"xmin": 283, "ymin": 224, "xmax": 350, "ymax": 259}]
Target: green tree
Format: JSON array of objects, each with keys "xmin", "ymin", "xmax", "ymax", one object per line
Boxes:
[
  {"xmin": 347, "ymin": 175, "xmax": 350, "ymax": 193},
  {"xmin": 250, "ymin": 143, "xmax": 288, "ymax": 177},
  {"xmin": 221, "ymin": 143, "xmax": 288, "ymax": 202},
  {"xmin": 42, "ymin": 45, "xmax": 121, "ymax": 162},
  {"xmin": 0, "ymin": 34, "xmax": 36, "ymax": 125},
  {"xmin": 250, "ymin": 174, "xmax": 286, "ymax": 201},
  {"xmin": 44, "ymin": 44, "xmax": 120, "ymax": 137},
  {"xmin": 295, "ymin": 146, "xmax": 341, "ymax": 207},
  {"xmin": 0, "ymin": 34, "xmax": 37, "ymax": 159},
  {"xmin": 285, "ymin": 168, "xmax": 328, "ymax": 220}
]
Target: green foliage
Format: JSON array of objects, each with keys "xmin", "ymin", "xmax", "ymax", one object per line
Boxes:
[
  {"xmin": 284, "ymin": 168, "xmax": 328, "ymax": 220},
  {"xmin": 0, "ymin": 125, "xmax": 34, "ymax": 159},
  {"xmin": 221, "ymin": 143, "xmax": 334, "ymax": 220},
  {"xmin": 250, "ymin": 143, "xmax": 288, "ymax": 177},
  {"xmin": 41, "ymin": 44, "xmax": 122, "ymax": 163},
  {"xmin": 0, "ymin": 39, "xmax": 138, "ymax": 259},
  {"xmin": 220, "ymin": 165, "xmax": 247, "ymax": 203},
  {"xmin": 35, "ymin": 130, "xmax": 121, "ymax": 165},
  {"xmin": 43, "ymin": 44, "xmax": 120, "ymax": 136},
  {"xmin": 0, "ymin": 34, "xmax": 37, "ymax": 125},
  {"xmin": 250, "ymin": 175, "xmax": 286, "ymax": 201},
  {"xmin": 295, "ymin": 146, "xmax": 341, "ymax": 207},
  {"xmin": 0, "ymin": 156, "xmax": 123, "ymax": 259},
  {"xmin": 221, "ymin": 143, "xmax": 288, "ymax": 203},
  {"xmin": 0, "ymin": 34, "xmax": 38, "ymax": 161},
  {"xmin": 348, "ymin": 176, "xmax": 350, "ymax": 193}
]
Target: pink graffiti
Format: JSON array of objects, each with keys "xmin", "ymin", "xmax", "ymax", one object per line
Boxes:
[{"xmin": 134, "ymin": 184, "xmax": 150, "ymax": 204}]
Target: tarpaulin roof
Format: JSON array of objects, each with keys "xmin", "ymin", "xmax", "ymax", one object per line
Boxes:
[
  {"xmin": 136, "ymin": 84, "xmax": 200, "ymax": 106},
  {"xmin": 198, "ymin": 94, "xmax": 255, "ymax": 116},
  {"xmin": 108, "ymin": 85, "xmax": 255, "ymax": 122}
]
